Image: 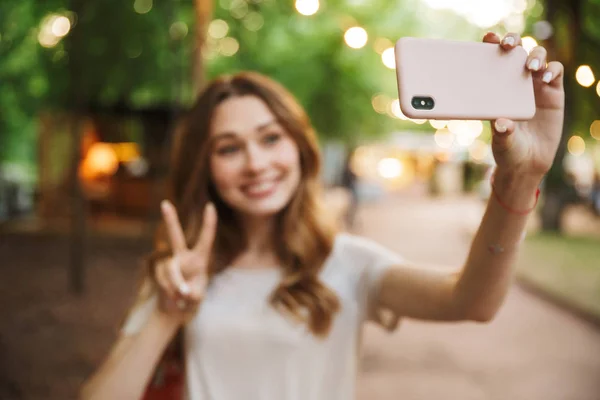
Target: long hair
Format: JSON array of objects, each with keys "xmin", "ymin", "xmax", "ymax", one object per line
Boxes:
[{"xmin": 138, "ymin": 71, "xmax": 340, "ymax": 338}]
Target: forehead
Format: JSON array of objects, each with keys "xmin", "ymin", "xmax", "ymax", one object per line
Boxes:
[{"xmin": 210, "ymin": 95, "xmax": 277, "ymax": 137}]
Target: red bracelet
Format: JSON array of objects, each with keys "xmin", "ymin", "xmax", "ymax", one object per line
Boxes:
[{"xmin": 490, "ymin": 182, "xmax": 541, "ymax": 215}]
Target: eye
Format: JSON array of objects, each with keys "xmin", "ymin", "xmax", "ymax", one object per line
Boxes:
[
  {"xmin": 216, "ymin": 144, "xmax": 241, "ymax": 155},
  {"xmin": 262, "ymin": 132, "xmax": 282, "ymax": 145}
]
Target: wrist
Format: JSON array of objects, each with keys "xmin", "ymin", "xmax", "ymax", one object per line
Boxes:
[
  {"xmin": 152, "ymin": 306, "xmax": 185, "ymax": 331},
  {"xmin": 493, "ymin": 168, "xmax": 543, "ymax": 188},
  {"xmin": 491, "ymin": 169, "xmax": 542, "ymax": 213}
]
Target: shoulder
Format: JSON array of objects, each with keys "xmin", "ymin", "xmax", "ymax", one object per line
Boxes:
[
  {"xmin": 333, "ymin": 233, "xmax": 401, "ymax": 261},
  {"xmin": 326, "ymin": 233, "xmax": 404, "ymax": 273}
]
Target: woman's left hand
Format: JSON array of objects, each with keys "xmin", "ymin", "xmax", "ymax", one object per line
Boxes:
[{"xmin": 483, "ymin": 32, "xmax": 565, "ymax": 181}]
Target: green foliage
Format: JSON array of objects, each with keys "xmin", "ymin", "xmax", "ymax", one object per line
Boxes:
[
  {"xmin": 206, "ymin": 0, "xmax": 483, "ymax": 139},
  {"xmin": 4, "ymin": 0, "xmax": 540, "ymax": 173}
]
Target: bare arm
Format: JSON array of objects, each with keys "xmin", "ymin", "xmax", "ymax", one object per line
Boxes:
[
  {"xmin": 376, "ymin": 30, "xmax": 564, "ymax": 324},
  {"xmin": 80, "ymin": 309, "xmax": 181, "ymax": 400},
  {"xmin": 81, "ymin": 201, "xmax": 216, "ymax": 399},
  {"xmin": 377, "ymin": 172, "xmax": 540, "ymax": 322}
]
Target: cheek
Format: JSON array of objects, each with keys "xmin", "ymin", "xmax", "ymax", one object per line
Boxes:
[
  {"xmin": 210, "ymin": 156, "xmax": 239, "ymax": 190},
  {"xmin": 275, "ymin": 140, "xmax": 301, "ymax": 174}
]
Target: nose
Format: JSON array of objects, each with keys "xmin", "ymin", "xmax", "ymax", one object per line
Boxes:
[{"xmin": 244, "ymin": 143, "xmax": 269, "ymax": 173}]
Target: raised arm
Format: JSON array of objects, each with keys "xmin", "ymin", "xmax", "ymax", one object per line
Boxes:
[
  {"xmin": 81, "ymin": 201, "xmax": 217, "ymax": 399},
  {"xmin": 80, "ymin": 309, "xmax": 181, "ymax": 400},
  {"xmin": 376, "ymin": 32, "xmax": 564, "ymax": 323}
]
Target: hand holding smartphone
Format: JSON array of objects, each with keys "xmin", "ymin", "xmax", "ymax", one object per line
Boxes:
[{"xmin": 394, "ymin": 37, "xmax": 536, "ymax": 121}]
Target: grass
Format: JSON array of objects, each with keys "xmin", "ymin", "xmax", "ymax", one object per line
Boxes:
[{"xmin": 517, "ymin": 232, "xmax": 600, "ymax": 319}]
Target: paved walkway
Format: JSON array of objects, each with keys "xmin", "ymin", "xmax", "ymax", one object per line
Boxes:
[{"xmin": 355, "ymin": 194, "xmax": 600, "ymax": 400}]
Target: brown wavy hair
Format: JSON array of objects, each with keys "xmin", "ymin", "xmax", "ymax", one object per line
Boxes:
[{"xmin": 142, "ymin": 71, "xmax": 340, "ymax": 337}]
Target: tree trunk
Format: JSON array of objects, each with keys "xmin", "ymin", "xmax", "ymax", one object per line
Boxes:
[
  {"xmin": 539, "ymin": 0, "xmax": 582, "ymax": 232},
  {"xmin": 192, "ymin": 0, "xmax": 214, "ymax": 93},
  {"xmin": 66, "ymin": 0, "xmax": 88, "ymax": 294}
]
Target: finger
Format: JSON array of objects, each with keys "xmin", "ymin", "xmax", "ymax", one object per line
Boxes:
[
  {"xmin": 187, "ymin": 276, "xmax": 207, "ymax": 303},
  {"xmin": 526, "ymin": 46, "xmax": 548, "ymax": 73},
  {"xmin": 161, "ymin": 200, "xmax": 187, "ymax": 253},
  {"xmin": 166, "ymin": 255, "xmax": 192, "ymax": 297},
  {"xmin": 499, "ymin": 33, "xmax": 522, "ymax": 49},
  {"xmin": 176, "ymin": 298, "xmax": 188, "ymax": 311},
  {"xmin": 482, "ymin": 32, "xmax": 501, "ymax": 44},
  {"xmin": 193, "ymin": 203, "xmax": 218, "ymax": 255},
  {"xmin": 491, "ymin": 119, "xmax": 516, "ymax": 152},
  {"xmin": 540, "ymin": 61, "xmax": 564, "ymax": 88},
  {"xmin": 155, "ymin": 259, "xmax": 177, "ymax": 298}
]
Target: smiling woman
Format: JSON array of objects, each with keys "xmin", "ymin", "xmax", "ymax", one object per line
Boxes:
[
  {"xmin": 208, "ymin": 97, "xmax": 302, "ymax": 217},
  {"xmin": 81, "ymin": 30, "xmax": 567, "ymax": 399}
]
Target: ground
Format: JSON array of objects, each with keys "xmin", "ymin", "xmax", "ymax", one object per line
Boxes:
[{"xmin": 1, "ymin": 191, "xmax": 599, "ymax": 399}]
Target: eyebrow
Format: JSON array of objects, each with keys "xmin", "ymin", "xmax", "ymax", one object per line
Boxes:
[{"xmin": 211, "ymin": 119, "xmax": 279, "ymax": 142}]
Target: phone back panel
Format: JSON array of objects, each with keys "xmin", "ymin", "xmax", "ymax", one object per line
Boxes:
[{"xmin": 394, "ymin": 37, "xmax": 535, "ymax": 121}]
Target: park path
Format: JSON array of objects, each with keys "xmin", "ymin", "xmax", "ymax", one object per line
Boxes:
[{"xmin": 355, "ymin": 193, "xmax": 600, "ymax": 400}]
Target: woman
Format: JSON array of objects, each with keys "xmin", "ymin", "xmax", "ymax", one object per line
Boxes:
[{"xmin": 81, "ymin": 32, "xmax": 564, "ymax": 400}]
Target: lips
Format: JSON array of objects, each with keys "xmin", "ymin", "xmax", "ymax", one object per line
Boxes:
[{"xmin": 241, "ymin": 177, "xmax": 281, "ymax": 199}]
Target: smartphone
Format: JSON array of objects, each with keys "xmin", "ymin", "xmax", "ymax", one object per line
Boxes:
[{"xmin": 394, "ymin": 37, "xmax": 536, "ymax": 121}]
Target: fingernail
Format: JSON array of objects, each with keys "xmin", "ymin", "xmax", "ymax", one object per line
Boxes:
[
  {"xmin": 502, "ymin": 36, "xmax": 515, "ymax": 46},
  {"xmin": 160, "ymin": 200, "xmax": 169, "ymax": 211},
  {"xmin": 179, "ymin": 283, "xmax": 190, "ymax": 295},
  {"xmin": 542, "ymin": 71, "xmax": 553, "ymax": 83},
  {"xmin": 528, "ymin": 59, "xmax": 540, "ymax": 71},
  {"xmin": 494, "ymin": 121, "xmax": 507, "ymax": 133}
]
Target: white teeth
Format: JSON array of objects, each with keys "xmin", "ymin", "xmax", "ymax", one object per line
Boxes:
[{"xmin": 245, "ymin": 181, "xmax": 276, "ymax": 195}]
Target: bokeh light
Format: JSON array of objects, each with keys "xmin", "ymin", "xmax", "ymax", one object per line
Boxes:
[
  {"xmin": 521, "ymin": 36, "xmax": 538, "ymax": 53},
  {"xmin": 422, "ymin": 0, "xmax": 521, "ymax": 28},
  {"xmin": 469, "ymin": 139, "xmax": 490, "ymax": 161},
  {"xmin": 243, "ymin": 12, "xmax": 264, "ymax": 31},
  {"xmin": 344, "ymin": 27, "xmax": 368, "ymax": 49},
  {"xmin": 371, "ymin": 94, "xmax": 390, "ymax": 114},
  {"xmin": 590, "ymin": 120, "xmax": 600, "ymax": 140},
  {"xmin": 533, "ymin": 20, "xmax": 553, "ymax": 40},
  {"xmin": 81, "ymin": 143, "xmax": 119, "ymax": 177},
  {"xmin": 169, "ymin": 21, "xmax": 188, "ymax": 40},
  {"xmin": 133, "ymin": 0, "xmax": 153, "ymax": 14},
  {"xmin": 430, "ymin": 120, "xmax": 448, "ymax": 129},
  {"xmin": 434, "ymin": 128, "xmax": 454, "ymax": 148},
  {"xmin": 596, "ymin": 81, "xmax": 600, "ymax": 97},
  {"xmin": 575, "ymin": 65, "xmax": 595, "ymax": 87},
  {"xmin": 209, "ymin": 19, "xmax": 229, "ymax": 39},
  {"xmin": 230, "ymin": 0, "xmax": 249, "ymax": 19},
  {"xmin": 295, "ymin": 0, "xmax": 319, "ymax": 16},
  {"xmin": 51, "ymin": 16, "xmax": 71, "ymax": 37},
  {"xmin": 377, "ymin": 158, "xmax": 403, "ymax": 179},
  {"xmin": 503, "ymin": 14, "xmax": 525, "ymax": 34},
  {"xmin": 390, "ymin": 99, "xmax": 408, "ymax": 120},
  {"xmin": 220, "ymin": 37, "xmax": 239, "ymax": 56},
  {"xmin": 374, "ymin": 37, "xmax": 394, "ymax": 54},
  {"xmin": 567, "ymin": 135, "xmax": 585, "ymax": 156},
  {"xmin": 38, "ymin": 15, "xmax": 64, "ymax": 48},
  {"xmin": 381, "ymin": 47, "xmax": 395, "ymax": 69}
]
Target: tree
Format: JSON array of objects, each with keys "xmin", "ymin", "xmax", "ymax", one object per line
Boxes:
[{"xmin": 533, "ymin": 0, "xmax": 600, "ymax": 231}]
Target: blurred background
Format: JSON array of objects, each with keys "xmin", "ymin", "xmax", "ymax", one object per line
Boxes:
[{"xmin": 1, "ymin": 0, "xmax": 599, "ymax": 399}]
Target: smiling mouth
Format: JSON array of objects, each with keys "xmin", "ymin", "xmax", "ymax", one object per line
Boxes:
[{"xmin": 241, "ymin": 178, "xmax": 281, "ymax": 199}]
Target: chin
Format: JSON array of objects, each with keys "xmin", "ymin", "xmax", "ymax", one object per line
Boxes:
[{"xmin": 230, "ymin": 197, "xmax": 291, "ymax": 218}]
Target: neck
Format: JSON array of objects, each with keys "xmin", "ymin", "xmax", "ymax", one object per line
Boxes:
[{"xmin": 240, "ymin": 214, "xmax": 277, "ymax": 254}]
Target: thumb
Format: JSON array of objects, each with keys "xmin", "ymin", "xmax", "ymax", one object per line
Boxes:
[{"xmin": 491, "ymin": 118, "xmax": 516, "ymax": 153}]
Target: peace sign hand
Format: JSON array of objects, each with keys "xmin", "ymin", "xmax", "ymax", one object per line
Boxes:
[{"xmin": 154, "ymin": 200, "xmax": 217, "ymax": 318}]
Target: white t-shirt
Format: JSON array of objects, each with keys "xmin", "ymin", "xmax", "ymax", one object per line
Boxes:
[{"xmin": 122, "ymin": 233, "xmax": 404, "ymax": 400}]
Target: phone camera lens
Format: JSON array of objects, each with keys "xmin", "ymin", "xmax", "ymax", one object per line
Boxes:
[{"xmin": 411, "ymin": 96, "xmax": 434, "ymax": 110}]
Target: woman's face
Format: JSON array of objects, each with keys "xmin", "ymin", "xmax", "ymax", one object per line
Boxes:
[{"xmin": 209, "ymin": 95, "xmax": 302, "ymax": 218}]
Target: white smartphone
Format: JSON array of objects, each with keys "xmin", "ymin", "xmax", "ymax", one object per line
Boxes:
[{"xmin": 394, "ymin": 37, "xmax": 536, "ymax": 121}]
